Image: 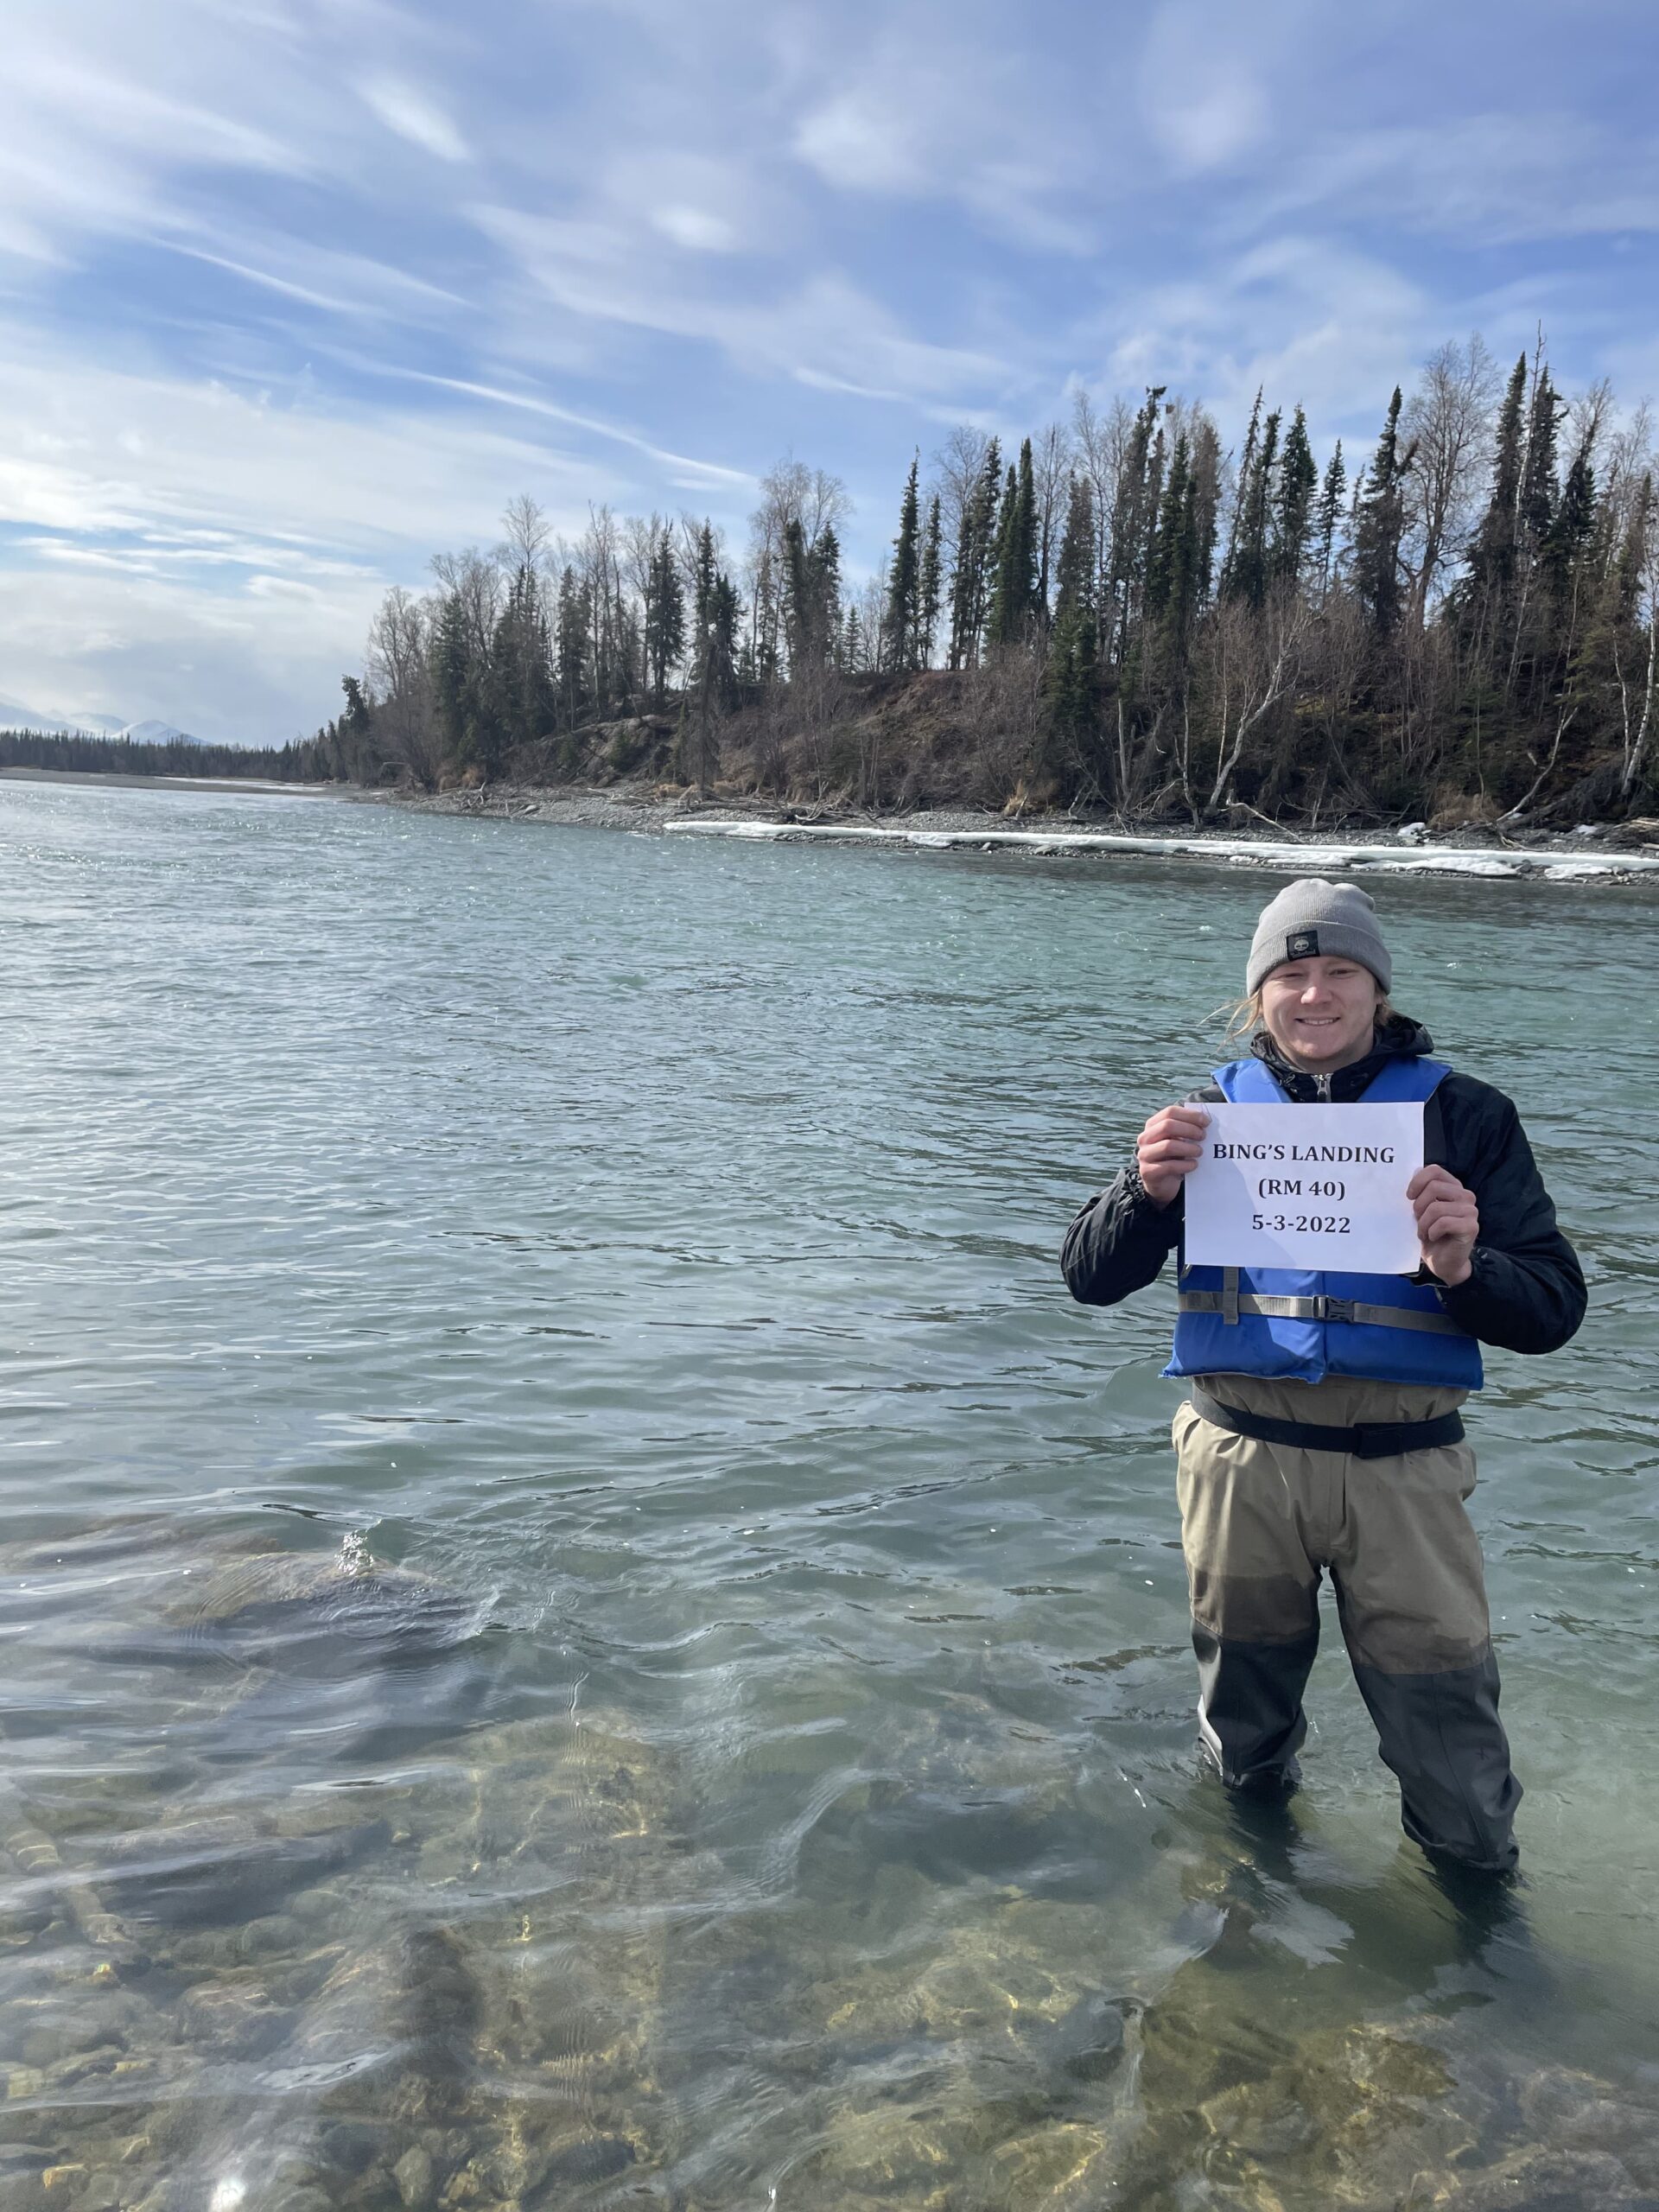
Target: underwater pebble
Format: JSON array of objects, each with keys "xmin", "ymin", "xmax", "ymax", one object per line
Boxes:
[
  {"xmin": 392, "ymin": 2144, "xmax": 435, "ymax": 2210},
  {"xmin": 235, "ymin": 1916, "xmax": 301, "ymax": 1961}
]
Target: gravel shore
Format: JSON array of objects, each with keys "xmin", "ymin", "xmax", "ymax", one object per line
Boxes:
[{"xmin": 363, "ymin": 780, "xmax": 1659, "ymax": 880}]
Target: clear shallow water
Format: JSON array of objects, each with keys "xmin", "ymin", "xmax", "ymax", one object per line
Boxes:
[{"xmin": 2, "ymin": 777, "xmax": 1657, "ymax": 2212}]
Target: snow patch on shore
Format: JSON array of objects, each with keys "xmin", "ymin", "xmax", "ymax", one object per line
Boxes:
[{"xmin": 663, "ymin": 819, "xmax": 1659, "ymax": 881}]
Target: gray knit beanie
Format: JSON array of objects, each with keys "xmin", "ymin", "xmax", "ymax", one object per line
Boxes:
[{"xmin": 1246, "ymin": 879, "xmax": 1391, "ymax": 995}]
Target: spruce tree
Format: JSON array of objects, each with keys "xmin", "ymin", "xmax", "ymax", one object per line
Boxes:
[
  {"xmin": 431, "ymin": 594, "xmax": 473, "ymax": 764},
  {"xmin": 957, "ymin": 436, "xmax": 1003, "ymax": 663},
  {"xmin": 492, "ymin": 562, "xmax": 555, "ymax": 757},
  {"xmin": 884, "ymin": 456, "xmax": 922, "ymax": 671},
  {"xmin": 985, "ymin": 462, "xmax": 1017, "ymax": 646},
  {"xmin": 1460, "ymin": 351, "xmax": 1530, "ymax": 690},
  {"xmin": 645, "ymin": 539, "xmax": 684, "ymax": 704},
  {"xmin": 1351, "ymin": 389, "xmax": 1415, "ymax": 634},
  {"xmin": 988, "ymin": 440, "xmax": 1039, "ymax": 646},
  {"xmin": 1045, "ymin": 601, "xmax": 1099, "ymax": 768},
  {"xmin": 1274, "ymin": 407, "xmax": 1318, "ymax": 583},
  {"xmin": 556, "ymin": 565, "xmax": 591, "ymax": 728},
  {"xmin": 1313, "ymin": 442, "xmax": 1347, "ymax": 595},
  {"xmin": 1225, "ymin": 409, "xmax": 1280, "ymax": 610},
  {"xmin": 1053, "ymin": 474, "xmax": 1096, "ymax": 620},
  {"xmin": 1105, "ymin": 390, "xmax": 1166, "ymax": 663},
  {"xmin": 1146, "ymin": 434, "xmax": 1205, "ymax": 677},
  {"xmin": 1189, "ymin": 416, "xmax": 1223, "ymax": 603},
  {"xmin": 1047, "ymin": 470, "xmax": 1101, "ymax": 772},
  {"xmin": 340, "ymin": 676, "xmax": 372, "ymax": 741},
  {"xmin": 783, "ymin": 519, "xmax": 842, "ymax": 671},
  {"xmin": 1469, "ymin": 353, "xmax": 1529, "ymax": 597},
  {"xmin": 947, "ymin": 505, "xmax": 976, "ymax": 670},
  {"xmin": 693, "ymin": 522, "xmax": 717, "ymax": 635},
  {"xmin": 1545, "ymin": 424, "xmax": 1596, "ymax": 603},
  {"xmin": 709, "ymin": 572, "xmax": 741, "ymax": 709},
  {"xmin": 782, "ymin": 518, "xmax": 815, "ymax": 671},
  {"xmin": 1519, "ymin": 365, "xmax": 1564, "ymax": 555},
  {"xmin": 1220, "ymin": 387, "xmax": 1264, "ymax": 592},
  {"xmin": 812, "ymin": 524, "xmax": 842, "ymax": 660},
  {"xmin": 918, "ymin": 495, "xmax": 943, "ymax": 668},
  {"xmin": 1016, "ymin": 437, "xmax": 1039, "ymax": 623}
]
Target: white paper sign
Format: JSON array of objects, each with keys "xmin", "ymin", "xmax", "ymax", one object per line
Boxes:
[{"xmin": 1184, "ymin": 1103, "xmax": 1424, "ymax": 1274}]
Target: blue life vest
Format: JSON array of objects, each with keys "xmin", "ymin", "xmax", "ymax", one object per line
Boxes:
[{"xmin": 1163, "ymin": 1053, "xmax": 1484, "ymax": 1390}]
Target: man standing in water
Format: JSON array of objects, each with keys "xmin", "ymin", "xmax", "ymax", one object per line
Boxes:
[{"xmin": 1061, "ymin": 880, "xmax": 1585, "ymax": 1876}]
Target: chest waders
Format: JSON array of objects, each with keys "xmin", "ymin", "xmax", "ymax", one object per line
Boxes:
[{"xmin": 1166, "ymin": 1052, "xmax": 1520, "ymax": 1873}]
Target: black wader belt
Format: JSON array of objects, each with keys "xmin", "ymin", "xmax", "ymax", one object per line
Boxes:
[{"xmin": 1190, "ymin": 1386, "xmax": 1465, "ymax": 1461}]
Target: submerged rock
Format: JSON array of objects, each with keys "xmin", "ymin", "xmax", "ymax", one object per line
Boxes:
[{"xmin": 1422, "ymin": 2144, "xmax": 1658, "ymax": 2209}]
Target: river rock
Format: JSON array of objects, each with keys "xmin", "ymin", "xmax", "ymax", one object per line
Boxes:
[
  {"xmin": 1517, "ymin": 2066, "xmax": 1659, "ymax": 2182},
  {"xmin": 985, "ymin": 2123, "xmax": 1113, "ymax": 2208},
  {"xmin": 392, "ymin": 2144, "xmax": 435, "ymax": 2211},
  {"xmin": 1423, "ymin": 2143, "xmax": 1652, "ymax": 2208}
]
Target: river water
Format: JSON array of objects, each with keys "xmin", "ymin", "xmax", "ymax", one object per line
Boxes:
[{"xmin": 2, "ymin": 777, "xmax": 1656, "ymax": 2212}]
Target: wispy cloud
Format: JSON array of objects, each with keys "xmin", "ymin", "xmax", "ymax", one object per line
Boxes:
[
  {"xmin": 476, "ymin": 207, "xmax": 1009, "ymax": 407},
  {"xmin": 358, "ymin": 75, "xmax": 470, "ymax": 164},
  {"xmin": 369, "ymin": 365, "xmax": 755, "ymax": 490}
]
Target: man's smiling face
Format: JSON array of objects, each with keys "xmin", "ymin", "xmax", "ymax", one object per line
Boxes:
[{"xmin": 1259, "ymin": 956, "xmax": 1382, "ymax": 1072}]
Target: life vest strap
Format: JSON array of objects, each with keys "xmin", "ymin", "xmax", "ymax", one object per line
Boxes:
[
  {"xmin": 1178, "ymin": 1288, "xmax": 1465, "ymax": 1336},
  {"xmin": 1191, "ymin": 1387, "xmax": 1466, "ymax": 1460}
]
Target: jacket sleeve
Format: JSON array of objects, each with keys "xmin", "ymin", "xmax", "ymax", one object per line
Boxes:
[
  {"xmin": 1060, "ymin": 1166, "xmax": 1185, "ymax": 1306},
  {"xmin": 1430, "ymin": 1078, "xmax": 1586, "ymax": 1356},
  {"xmin": 1062, "ymin": 1084, "xmax": 1224, "ymax": 1307}
]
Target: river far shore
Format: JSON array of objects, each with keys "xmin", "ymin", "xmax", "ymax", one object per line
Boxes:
[
  {"xmin": 0, "ymin": 766, "xmax": 338, "ymax": 795},
  {"xmin": 367, "ymin": 780, "xmax": 1659, "ymax": 883},
  {"xmin": 10, "ymin": 765, "xmax": 1656, "ymax": 880}
]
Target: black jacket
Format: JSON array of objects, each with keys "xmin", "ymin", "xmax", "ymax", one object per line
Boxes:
[{"xmin": 1060, "ymin": 1017, "xmax": 1586, "ymax": 1357}]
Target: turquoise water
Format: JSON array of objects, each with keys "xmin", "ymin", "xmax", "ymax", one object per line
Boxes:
[{"xmin": 2, "ymin": 777, "xmax": 1657, "ymax": 2211}]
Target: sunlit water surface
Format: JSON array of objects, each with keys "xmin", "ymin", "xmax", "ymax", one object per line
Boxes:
[{"xmin": 2, "ymin": 778, "xmax": 1657, "ymax": 2212}]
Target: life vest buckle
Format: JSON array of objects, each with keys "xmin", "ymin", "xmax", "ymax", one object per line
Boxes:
[{"xmin": 1316, "ymin": 1296, "xmax": 1357, "ymax": 1325}]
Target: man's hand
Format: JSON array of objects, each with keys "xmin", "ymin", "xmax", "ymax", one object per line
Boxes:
[
  {"xmin": 1135, "ymin": 1105, "xmax": 1211, "ymax": 1209},
  {"xmin": 1408, "ymin": 1164, "xmax": 1478, "ymax": 1287}
]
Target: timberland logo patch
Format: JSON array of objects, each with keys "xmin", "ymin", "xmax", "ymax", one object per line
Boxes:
[{"xmin": 1286, "ymin": 928, "xmax": 1319, "ymax": 958}]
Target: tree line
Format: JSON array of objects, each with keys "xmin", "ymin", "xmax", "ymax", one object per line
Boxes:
[
  {"xmin": 25, "ymin": 331, "xmax": 1653, "ymax": 826},
  {"xmin": 0, "ymin": 728, "xmax": 338, "ymax": 781}
]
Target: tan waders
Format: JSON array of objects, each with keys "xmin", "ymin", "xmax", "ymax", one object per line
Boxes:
[{"xmin": 1173, "ymin": 1375, "xmax": 1521, "ymax": 1872}]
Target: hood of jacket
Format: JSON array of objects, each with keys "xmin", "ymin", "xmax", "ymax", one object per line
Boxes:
[{"xmin": 1248, "ymin": 1012, "xmax": 1437, "ymax": 1102}]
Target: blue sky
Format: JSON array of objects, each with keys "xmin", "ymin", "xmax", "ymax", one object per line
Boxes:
[{"xmin": 3, "ymin": 0, "xmax": 1657, "ymax": 742}]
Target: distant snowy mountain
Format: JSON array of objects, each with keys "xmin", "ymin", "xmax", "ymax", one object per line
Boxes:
[
  {"xmin": 115, "ymin": 720, "xmax": 205, "ymax": 747},
  {"xmin": 0, "ymin": 698, "xmax": 210, "ymax": 744},
  {"xmin": 0, "ymin": 696, "xmax": 108, "ymax": 736}
]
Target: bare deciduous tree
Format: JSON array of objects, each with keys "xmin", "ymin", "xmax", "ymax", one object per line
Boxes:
[
  {"xmin": 1402, "ymin": 336, "xmax": 1500, "ymax": 620},
  {"xmin": 929, "ymin": 424, "xmax": 993, "ymax": 557},
  {"xmin": 367, "ymin": 587, "xmax": 443, "ymax": 790},
  {"xmin": 1201, "ymin": 584, "xmax": 1313, "ymax": 814},
  {"xmin": 498, "ymin": 493, "xmax": 551, "ymax": 572}
]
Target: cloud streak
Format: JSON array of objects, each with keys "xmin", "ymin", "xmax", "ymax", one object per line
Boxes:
[{"xmin": 359, "ymin": 75, "xmax": 470, "ymax": 163}]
